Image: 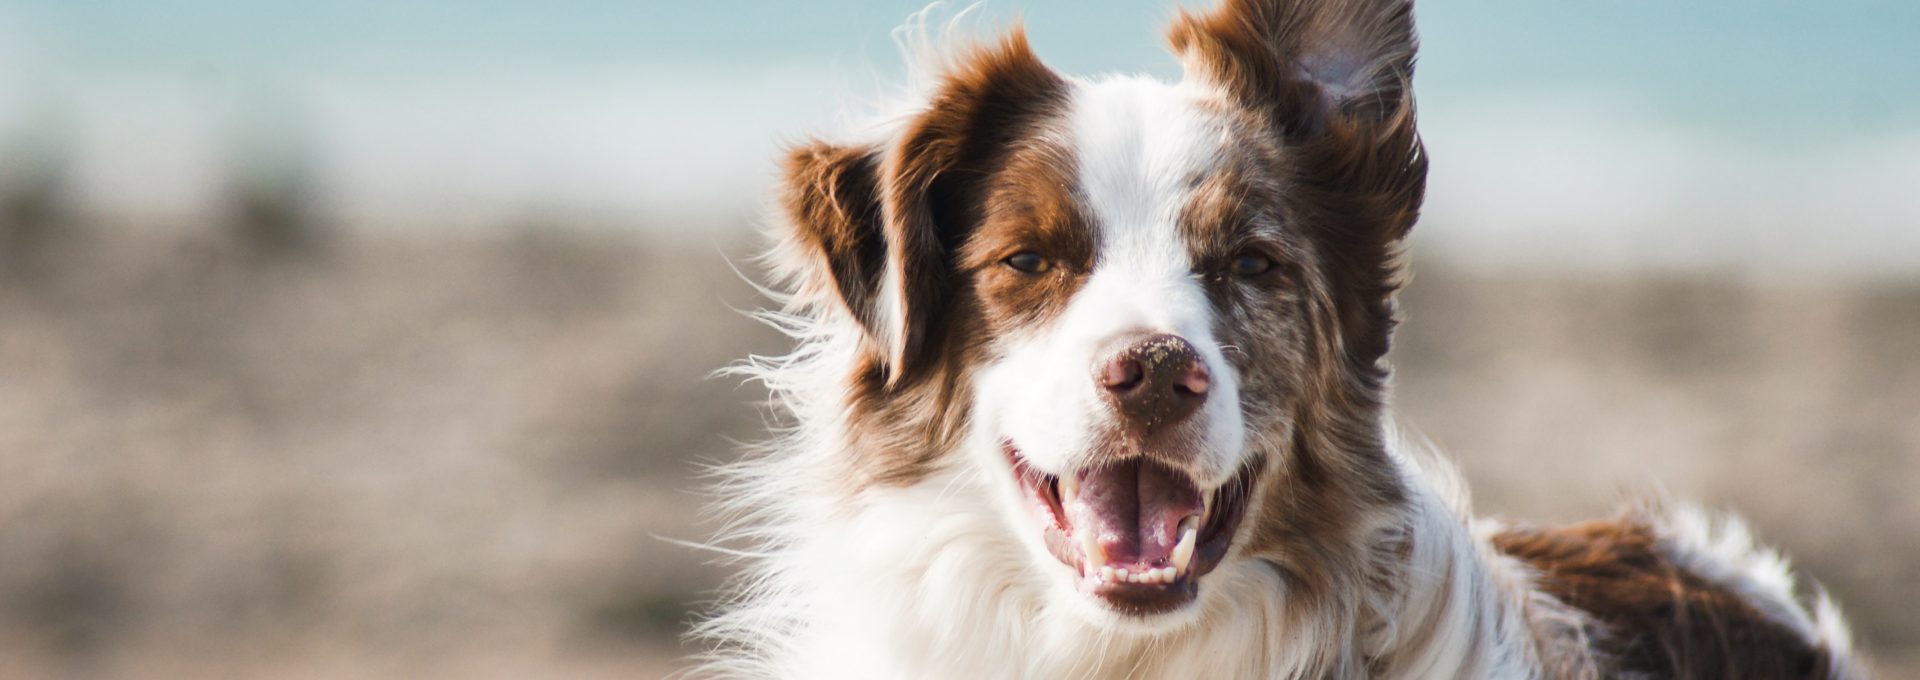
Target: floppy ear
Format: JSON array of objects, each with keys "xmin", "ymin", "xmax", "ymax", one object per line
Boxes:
[
  {"xmin": 1169, "ymin": 0, "xmax": 1426, "ymax": 365},
  {"xmin": 779, "ymin": 141, "xmax": 892, "ymax": 344},
  {"xmin": 778, "ymin": 30, "xmax": 1066, "ymax": 385}
]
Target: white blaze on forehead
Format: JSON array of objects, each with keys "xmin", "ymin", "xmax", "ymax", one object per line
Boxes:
[
  {"xmin": 980, "ymin": 74, "xmax": 1246, "ymax": 482},
  {"xmin": 1069, "ymin": 75, "xmax": 1226, "ymax": 288},
  {"xmin": 970, "ymin": 75, "xmax": 1246, "ymax": 486},
  {"xmin": 1059, "ymin": 75, "xmax": 1228, "ymax": 349}
]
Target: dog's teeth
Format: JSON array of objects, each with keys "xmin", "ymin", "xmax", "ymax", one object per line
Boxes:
[
  {"xmin": 1171, "ymin": 515, "xmax": 1199, "ymax": 576},
  {"xmin": 1059, "ymin": 474, "xmax": 1079, "ymax": 508},
  {"xmin": 1096, "ymin": 565, "xmax": 1191, "ymax": 585},
  {"xmin": 1082, "ymin": 532, "xmax": 1106, "ymax": 568}
]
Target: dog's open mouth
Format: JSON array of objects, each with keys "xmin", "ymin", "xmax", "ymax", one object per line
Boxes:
[{"xmin": 1006, "ymin": 444, "xmax": 1258, "ymax": 616}]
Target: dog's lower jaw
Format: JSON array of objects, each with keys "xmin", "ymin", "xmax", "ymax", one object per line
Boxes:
[{"xmin": 1006, "ymin": 443, "xmax": 1265, "ymax": 620}]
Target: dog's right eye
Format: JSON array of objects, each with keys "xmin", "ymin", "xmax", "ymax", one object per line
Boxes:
[{"xmin": 1004, "ymin": 252, "xmax": 1052, "ymax": 274}]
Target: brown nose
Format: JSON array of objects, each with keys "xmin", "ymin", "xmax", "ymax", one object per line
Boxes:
[{"xmin": 1097, "ymin": 333, "xmax": 1209, "ymax": 431}]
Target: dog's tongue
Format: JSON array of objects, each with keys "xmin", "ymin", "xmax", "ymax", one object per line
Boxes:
[{"xmin": 1065, "ymin": 459, "xmax": 1203, "ymax": 567}]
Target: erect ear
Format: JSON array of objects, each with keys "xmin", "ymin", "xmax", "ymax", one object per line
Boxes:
[
  {"xmin": 1168, "ymin": 0, "xmax": 1426, "ymax": 365},
  {"xmin": 778, "ymin": 29, "xmax": 1066, "ymax": 386},
  {"xmin": 1169, "ymin": 0, "xmax": 1419, "ymax": 141}
]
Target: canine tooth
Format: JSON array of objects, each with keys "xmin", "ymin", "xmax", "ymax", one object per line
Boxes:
[
  {"xmin": 1082, "ymin": 532, "xmax": 1106, "ymax": 567},
  {"xmin": 1171, "ymin": 516, "xmax": 1200, "ymax": 575},
  {"xmin": 1059, "ymin": 474, "xmax": 1079, "ymax": 507}
]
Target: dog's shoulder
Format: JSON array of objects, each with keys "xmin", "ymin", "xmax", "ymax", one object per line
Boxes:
[{"xmin": 1491, "ymin": 511, "xmax": 1856, "ymax": 679}]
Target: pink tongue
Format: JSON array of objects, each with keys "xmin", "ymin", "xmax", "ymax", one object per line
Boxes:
[{"xmin": 1064, "ymin": 459, "xmax": 1203, "ymax": 567}]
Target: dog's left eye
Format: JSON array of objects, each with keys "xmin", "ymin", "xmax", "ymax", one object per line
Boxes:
[{"xmin": 1228, "ymin": 253, "xmax": 1275, "ymax": 278}]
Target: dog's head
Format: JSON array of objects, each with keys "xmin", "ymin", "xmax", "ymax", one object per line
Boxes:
[{"xmin": 775, "ymin": 0, "xmax": 1423, "ymax": 627}]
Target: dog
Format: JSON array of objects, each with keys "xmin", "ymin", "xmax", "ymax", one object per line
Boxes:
[{"xmin": 695, "ymin": 1, "xmax": 1865, "ymax": 677}]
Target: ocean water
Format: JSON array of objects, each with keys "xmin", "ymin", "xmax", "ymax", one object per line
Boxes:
[{"xmin": 1, "ymin": 0, "xmax": 1916, "ymax": 273}]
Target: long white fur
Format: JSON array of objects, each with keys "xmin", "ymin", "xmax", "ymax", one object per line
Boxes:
[{"xmin": 693, "ymin": 7, "xmax": 1863, "ymax": 679}]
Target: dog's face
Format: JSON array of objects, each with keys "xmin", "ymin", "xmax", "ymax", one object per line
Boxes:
[
  {"xmin": 778, "ymin": 0, "xmax": 1424, "ymax": 628},
  {"xmin": 966, "ymin": 78, "xmax": 1309, "ymax": 620}
]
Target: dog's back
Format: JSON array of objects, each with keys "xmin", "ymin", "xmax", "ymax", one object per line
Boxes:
[{"xmin": 1494, "ymin": 511, "xmax": 1857, "ymax": 679}]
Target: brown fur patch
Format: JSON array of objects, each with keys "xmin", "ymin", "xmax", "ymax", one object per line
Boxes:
[
  {"xmin": 877, "ymin": 28, "xmax": 1071, "ymax": 383},
  {"xmin": 1168, "ymin": 0, "xmax": 1424, "ymax": 373},
  {"xmin": 957, "ymin": 144, "xmax": 1094, "ymax": 338},
  {"xmin": 776, "ymin": 29, "xmax": 1076, "ymax": 489},
  {"xmin": 1163, "ymin": 1, "xmax": 1420, "ymax": 640},
  {"xmin": 780, "ymin": 142, "xmax": 888, "ymax": 342},
  {"xmin": 1494, "ymin": 519, "xmax": 1839, "ymax": 679}
]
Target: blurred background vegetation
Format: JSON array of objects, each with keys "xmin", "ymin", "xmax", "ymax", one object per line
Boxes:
[{"xmin": 0, "ymin": 1, "xmax": 1915, "ymax": 677}]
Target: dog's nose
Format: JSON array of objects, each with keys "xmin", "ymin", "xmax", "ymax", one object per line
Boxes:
[{"xmin": 1097, "ymin": 333, "xmax": 1209, "ymax": 431}]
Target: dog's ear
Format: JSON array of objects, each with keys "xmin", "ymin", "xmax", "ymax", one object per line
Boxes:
[
  {"xmin": 1169, "ymin": 0, "xmax": 1419, "ymax": 140},
  {"xmin": 779, "ymin": 141, "xmax": 892, "ymax": 347},
  {"xmin": 1169, "ymin": 0, "xmax": 1426, "ymax": 366},
  {"xmin": 780, "ymin": 30, "xmax": 1065, "ymax": 385}
]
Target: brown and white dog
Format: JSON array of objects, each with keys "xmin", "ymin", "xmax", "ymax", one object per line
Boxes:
[{"xmin": 697, "ymin": 1, "xmax": 1864, "ymax": 678}]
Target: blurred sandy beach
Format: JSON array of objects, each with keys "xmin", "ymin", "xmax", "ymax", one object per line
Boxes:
[{"xmin": 1, "ymin": 224, "xmax": 1915, "ymax": 677}]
